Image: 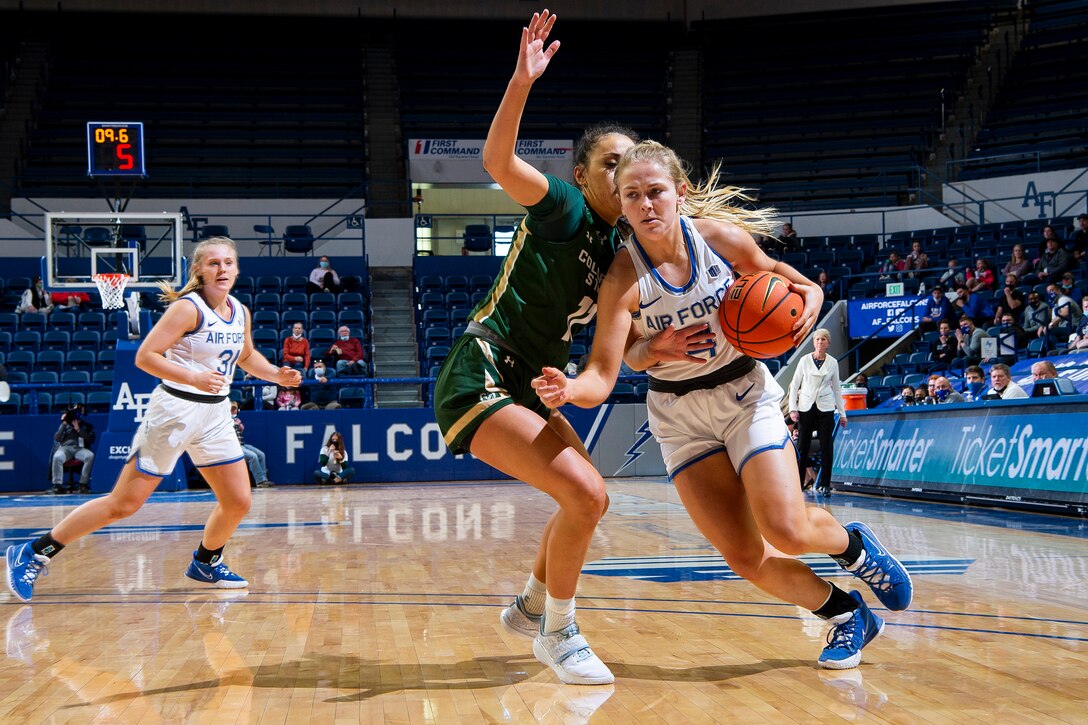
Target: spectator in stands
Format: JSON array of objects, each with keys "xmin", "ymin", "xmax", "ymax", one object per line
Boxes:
[
  {"xmin": 307, "ymin": 256, "xmax": 341, "ymax": 295},
  {"xmin": 931, "ymin": 320, "xmax": 960, "ymax": 370},
  {"xmin": 816, "ymin": 270, "xmax": 836, "ymax": 301},
  {"xmin": 1021, "ymin": 290, "xmax": 1050, "ymax": 338},
  {"xmin": 51, "ymin": 283, "xmax": 91, "ymax": 313},
  {"xmin": 282, "ymin": 322, "xmax": 311, "ymax": 371},
  {"xmin": 986, "ymin": 363, "xmax": 1027, "ymax": 399},
  {"xmin": 241, "ymin": 371, "xmax": 278, "ymax": 410},
  {"xmin": 1002, "ymin": 244, "xmax": 1033, "ymax": 282},
  {"xmin": 1070, "ymin": 296, "xmax": 1088, "ymax": 352},
  {"xmin": 301, "ymin": 359, "xmax": 342, "ymax": 409},
  {"xmin": 993, "ymin": 312, "xmax": 1026, "ymax": 364},
  {"xmin": 1039, "ymin": 283, "xmax": 1081, "ymax": 346},
  {"xmin": 1036, "ymin": 224, "xmax": 1063, "ymax": 258},
  {"xmin": 1035, "ymin": 233, "xmax": 1072, "ymax": 282},
  {"xmin": 941, "ymin": 258, "xmax": 966, "ymax": 289},
  {"xmin": 16, "ymin": 276, "xmax": 53, "ymax": 315},
  {"xmin": 955, "ymin": 315, "xmax": 990, "ymax": 366},
  {"xmin": 920, "ymin": 285, "xmax": 954, "ymax": 332},
  {"xmin": 851, "ymin": 373, "xmax": 878, "ymax": 408},
  {"xmin": 965, "ymin": 258, "xmax": 995, "ymax": 293},
  {"xmin": 326, "ymin": 325, "xmax": 366, "ymax": 375},
  {"xmin": 1058, "ymin": 271, "xmax": 1082, "ymax": 304},
  {"xmin": 51, "ymin": 405, "xmax": 95, "ymax": 495},
  {"xmin": 1070, "ymin": 214, "xmax": 1088, "ymax": 262},
  {"xmin": 993, "ymin": 273, "xmax": 1025, "ymax": 325},
  {"xmin": 952, "ymin": 285, "xmax": 992, "ymax": 326},
  {"xmin": 904, "ymin": 240, "xmax": 929, "ymax": 273},
  {"xmin": 962, "ymin": 365, "xmax": 987, "ymax": 402},
  {"xmin": 934, "ymin": 377, "xmax": 964, "ymax": 404},
  {"xmin": 878, "ymin": 250, "xmax": 905, "ymax": 279},
  {"xmin": 899, "ymin": 385, "xmax": 917, "ymax": 407},
  {"xmin": 788, "ymin": 328, "xmax": 846, "ymax": 496},
  {"xmin": 230, "ymin": 402, "xmax": 273, "ymax": 488},
  {"xmin": 779, "ymin": 222, "xmax": 798, "ymax": 251},
  {"xmin": 1031, "ymin": 360, "xmax": 1061, "ymax": 380},
  {"xmin": 275, "ymin": 385, "xmax": 301, "ymax": 411},
  {"xmin": 313, "ymin": 430, "xmax": 354, "ymax": 484},
  {"xmin": 915, "ymin": 384, "xmax": 932, "ymax": 405}
]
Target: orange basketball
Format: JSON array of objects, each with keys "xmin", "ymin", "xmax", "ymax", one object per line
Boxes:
[{"xmin": 719, "ymin": 272, "xmax": 804, "ymax": 359}]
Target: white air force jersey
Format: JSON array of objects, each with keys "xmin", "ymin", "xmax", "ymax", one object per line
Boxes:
[
  {"xmin": 161, "ymin": 292, "xmax": 247, "ymax": 396},
  {"xmin": 625, "ymin": 216, "xmax": 745, "ymax": 382}
]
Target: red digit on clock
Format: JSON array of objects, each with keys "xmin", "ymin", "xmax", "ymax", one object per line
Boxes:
[{"xmin": 116, "ymin": 143, "xmax": 134, "ymax": 170}]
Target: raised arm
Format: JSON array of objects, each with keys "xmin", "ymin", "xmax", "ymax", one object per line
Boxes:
[{"xmin": 481, "ymin": 10, "xmax": 560, "ymax": 206}]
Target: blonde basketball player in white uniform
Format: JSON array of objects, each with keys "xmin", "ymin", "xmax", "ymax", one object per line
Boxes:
[
  {"xmin": 533, "ymin": 141, "xmax": 913, "ymax": 669},
  {"xmin": 7, "ymin": 237, "xmax": 301, "ymax": 601}
]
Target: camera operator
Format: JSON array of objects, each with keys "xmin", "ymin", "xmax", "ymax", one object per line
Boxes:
[{"xmin": 51, "ymin": 405, "xmax": 95, "ymax": 494}]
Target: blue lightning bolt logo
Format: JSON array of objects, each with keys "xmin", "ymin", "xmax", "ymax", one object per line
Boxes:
[{"xmin": 616, "ymin": 419, "xmax": 654, "ymax": 474}]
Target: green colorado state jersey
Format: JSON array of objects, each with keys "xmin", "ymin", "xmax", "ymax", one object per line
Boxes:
[{"xmin": 468, "ymin": 174, "xmax": 618, "ymax": 371}]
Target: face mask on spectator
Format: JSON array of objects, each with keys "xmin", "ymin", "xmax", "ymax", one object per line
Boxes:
[
  {"xmin": 935, "ymin": 388, "xmax": 950, "ymax": 401},
  {"xmin": 960, "ymin": 324, "xmax": 970, "ymax": 334},
  {"xmin": 320, "ymin": 261, "xmax": 330, "ymax": 269},
  {"xmin": 902, "ymin": 394, "xmax": 914, "ymax": 403},
  {"xmin": 967, "ymin": 381, "xmax": 985, "ymax": 395},
  {"xmin": 1047, "ymin": 292, "xmax": 1058, "ymax": 303},
  {"xmin": 340, "ymin": 334, "xmax": 350, "ymax": 341},
  {"xmin": 314, "ymin": 365, "xmax": 325, "ymax": 375},
  {"xmin": 293, "ymin": 331, "xmax": 302, "ymax": 339}
]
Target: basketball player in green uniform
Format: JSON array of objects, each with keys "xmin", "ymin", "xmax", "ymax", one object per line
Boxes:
[{"xmin": 433, "ymin": 10, "xmax": 635, "ymax": 685}]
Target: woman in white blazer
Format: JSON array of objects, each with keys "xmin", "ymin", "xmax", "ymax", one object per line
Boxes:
[{"xmin": 788, "ymin": 328, "xmax": 847, "ymax": 494}]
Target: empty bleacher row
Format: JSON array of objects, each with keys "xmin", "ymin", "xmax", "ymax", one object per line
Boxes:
[
  {"xmin": 396, "ymin": 20, "xmax": 675, "ymax": 142},
  {"xmin": 960, "ymin": 0, "xmax": 1088, "ymax": 179},
  {"xmin": 13, "ymin": 14, "xmax": 367, "ymax": 198},
  {"xmin": 697, "ymin": 1, "xmax": 1009, "ymax": 210}
]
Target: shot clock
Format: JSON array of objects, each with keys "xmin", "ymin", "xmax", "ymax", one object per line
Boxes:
[{"xmin": 86, "ymin": 122, "xmax": 146, "ymax": 177}]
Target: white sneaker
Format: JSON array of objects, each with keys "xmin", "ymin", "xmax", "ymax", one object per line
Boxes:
[
  {"xmin": 500, "ymin": 596, "xmax": 542, "ymax": 638},
  {"xmin": 533, "ymin": 622, "xmax": 614, "ymax": 685}
]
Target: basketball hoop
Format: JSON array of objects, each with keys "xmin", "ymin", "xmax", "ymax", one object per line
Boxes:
[{"xmin": 92, "ymin": 273, "xmax": 130, "ymax": 310}]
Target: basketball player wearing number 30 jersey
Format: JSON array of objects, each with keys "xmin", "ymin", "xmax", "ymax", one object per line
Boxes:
[{"xmin": 7, "ymin": 237, "xmax": 301, "ymax": 603}]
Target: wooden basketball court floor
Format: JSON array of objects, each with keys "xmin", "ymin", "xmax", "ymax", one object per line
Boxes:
[{"xmin": 0, "ymin": 478, "xmax": 1084, "ymax": 724}]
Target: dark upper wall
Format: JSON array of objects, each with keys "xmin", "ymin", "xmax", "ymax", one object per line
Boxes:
[{"xmin": 0, "ymin": 0, "xmax": 962, "ymax": 23}]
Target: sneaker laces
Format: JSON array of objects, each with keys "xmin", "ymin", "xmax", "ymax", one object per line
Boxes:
[
  {"xmin": 19, "ymin": 556, "xmax": 49, "ymax": 587},
  {"xmin": 826, "ymin": 611, "xmax": 860, "ymax": 652},
  {"xmin": 852, "ymin": 554, "xmax": 894, "ymax": 592}
]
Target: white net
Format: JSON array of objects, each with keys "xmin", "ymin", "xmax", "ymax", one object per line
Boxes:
[{"xmin": 92, "ymin": 273, "xmax": 130, "ymax": 310}]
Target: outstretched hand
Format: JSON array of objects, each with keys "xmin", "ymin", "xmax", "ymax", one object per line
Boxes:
[
  {"xmin": 532, "ymin": 365, "xmax": 570, "ymax": 409},
  {"xmin": 514, "ymin": 10, "xmax": 560, "ymax": 86},
  {"xmin": 648, "ymin": 323, "xmax": 716, "ymax": 363},
  {"xmin": 789, "ymin": 281, "xmax": 823, "ymax": 344}
]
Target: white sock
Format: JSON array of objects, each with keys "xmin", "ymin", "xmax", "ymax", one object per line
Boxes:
[
  {"xmin": 544, "ymin": 595, "xmax": 576, "ymax": 634},
  {"xmin": 520, "ymin": 574, "xmax": 547, "ymax": 616}
]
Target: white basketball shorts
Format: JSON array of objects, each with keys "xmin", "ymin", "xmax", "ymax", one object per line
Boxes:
[
  {"xmin": 647, "ymin": 362, "xmax": 791, "ymax": 479},
  {"xmin": 129, "ymin": 386, "xmax": 243, "ymax": 476}
]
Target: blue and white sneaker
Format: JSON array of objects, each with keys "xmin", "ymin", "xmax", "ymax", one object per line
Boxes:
[
  {"xmin": 6, "ymin": 543, "xmax": 50, "ymax": 602},
  {"xmin": 839, "ymin": 522, "xmax": 913, "ymax": 611},
  {"xmin": 818, "ymin": 591, "xmax": 884, "ymax": 670},
  {"xmin": 184, "ymin": 553, "xmax": 248, "ymax": 589},
  {"xmin": 500, "ymin": 595, "xmax": 543, "ymax": 638}
]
